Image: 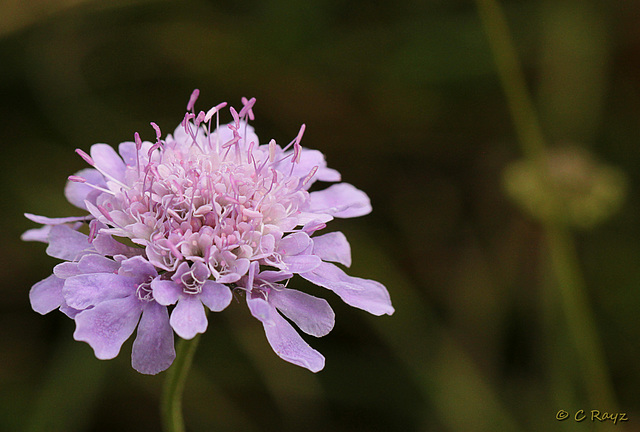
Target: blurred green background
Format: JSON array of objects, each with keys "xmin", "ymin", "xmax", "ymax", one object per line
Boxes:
[{"xmin": 2, "ymin": 0, "xmax": 640, "ymax": 431}]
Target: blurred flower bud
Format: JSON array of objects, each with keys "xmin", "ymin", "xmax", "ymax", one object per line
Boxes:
[{"xmin": 502, "ymin": 145, "xmax": 627, "ymax": 229}]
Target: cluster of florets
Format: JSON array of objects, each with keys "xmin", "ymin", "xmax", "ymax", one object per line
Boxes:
[{"xmin": 23, "ymin": 91, "xmax": 393, "ymax": 374}]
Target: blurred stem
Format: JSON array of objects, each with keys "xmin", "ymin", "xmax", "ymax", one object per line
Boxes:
[
  {"xmin": 475, "ymin": 0, "xmax": 546, "ymax": 165},
  {"xmin": 545, "ymin": 225, "xmax": 616, "ymax": 409},
  {"xmin": 162, "ymin": 335, "xmax": 202, "ymax": 432},
  {"xmin": 475, "ymin": 0, "xmax": 617, "ymax": 413}
]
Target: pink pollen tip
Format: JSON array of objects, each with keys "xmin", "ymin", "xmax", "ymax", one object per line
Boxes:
[
  {"xmin": 230, "ymin": 106, "xmax": 240, "ymax": 125},
  {"xmin": 293, "ymin": 142, "xmax": 302, "ymax": 164},
  {"xmin": 166, "ymin": 241, "xmax": 183, "ymax": 261},
  {"xmin": 68, "ymin": 175, "xmax": 86, "ymax": 183},
  {"xmin": 268, "ymin": 139, "xmax": 277, "ymax": 162},
  {"xmin": 205, "ymin": 102, "xmax": 227, "ymax": 123},
  {"xmin": 97, "ymin": 205, "xmax": 114, "ymax": 223},
  {"xmin": 150, "ymin": 122, "xmax": 162, "ymax": 140},
  {"xmin": 239, "ymin": 96, "xmax": 256, "ymax": 120},
  {"xmin": 187, "ymin": 89, "xmax": 200, "ymax": 111},
  {"xmin": 302, "ymin": 166, "xmax": 318, "ymax": 187},
  {"xmin": 195, "ymin": 111, "xmax": 206, "ymax": 126},
  {"xmin": 75, "ymin": 148, "xmax": 95, "ymax": 166},
  {"xmin": 134, "ymin": 132, "xmax": 142, "ymax": 150},
  {"xmin": 295, "ymin": 124, "xmax": 306, "ymax": 145}
]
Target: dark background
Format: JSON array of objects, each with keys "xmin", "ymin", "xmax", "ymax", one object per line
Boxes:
[{"xmin": 2, "ymin": 1, "xmax": 640, "ymax": 431}]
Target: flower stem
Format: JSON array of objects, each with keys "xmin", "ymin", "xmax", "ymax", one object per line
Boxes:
[
  {"xmin": 162, "ymin": 335, "xmax": 202, "ymax": 432},
  {"xmin": 475, "ymin": 0, "xmax": 618, "ymax": 413}
]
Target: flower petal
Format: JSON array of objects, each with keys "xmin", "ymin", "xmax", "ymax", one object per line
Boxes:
[
  {"xmin": 199, "ymin": 281, "xmax": 232, "ymax": 312},
  {"xmin": 132, "ymin": 302, "xmax": 175, "ymax": 375},
  {"xmin": 64, "ymin": 168, "xmax": 106, "ymax": 210},
  {"xmin": 150, "ymin": 280, "xmax": 180, "ymax": 306},
  {"xmin": 291, "ymin": 148, "xmax": 341, "ymax": 185},
  {"xmin": 93, "ymin": 231, "xmax": 140, "ymax": 257},
  {"xmin": 282, "ymin": 255, "xmax": 322, "ymax": 274},
  {"xmin": 312, "ymin": 231, "xmax": 352, "ymax": 267},
  {"xmin": 247, "ymin": 296, "xmax": 325, "ymax": 372},
  {"xmin": 63, "ymin": 273, "xmax": 132, "ymax": 310},
  {"xmin": 24, "ymin": 213, "xmax": 91, "ymax": 225},
  {"xmin": 269, "ymin": 288, "xmax": 335, "ymax": 337},
  {"xmin": 279, "ymin": 232, "xmax": 313, "ymax": 256},
  {"xmin": 170, "ymin": 295, "xmax": 207, "ymax": 340},
  {"xmin": 46, "ymin": 225, "xmax": 94, "ymax": 261},
  {"xmin": 308, "ymin": 183, "xmax": 372, "ymax": 218},
  {"xmin": 73, "ymin": 296, "xmax": 141, "ymax": 360},
  {"xmin": 118, "ymin": 256, "xmax": 158, "ymax": 283},
  {"xmin": 77, "ymin": 254, "xmax": 120, "ymax": 274},
  {"xmin": 91, "ymin": 143, "xmax": 126, "ymax": 182},
  {"xmin": 29, "ymin": 274, "xmax": 65, "ymax": 315},
  {"xmin": 301, "ymin": 262, "xmax": 394, "ymax": 316},
  {"xmin": 54, "ymin": 262, "xmax": 81, "ymax": 279},
  {"xmin": 21, "ymin": 225, "xmax": 52, "ymax": 243}
]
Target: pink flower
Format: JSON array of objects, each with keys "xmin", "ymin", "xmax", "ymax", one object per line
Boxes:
[{"xmin": 23, "ymin": 91, "xmax": 393, "ymax": 374}]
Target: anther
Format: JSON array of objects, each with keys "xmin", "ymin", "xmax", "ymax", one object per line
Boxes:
[
  {"xmin": 187, "ymin": 89, "xmax": 200, "ymax": 112},
  {"xmin": 150, "ymin": 122, "xmax": 162, "ymax": 141},
  {"xmin": 68, "ymin": 175, "xmax": 86, "ymax": 183},
  {"xmin": 75, "ymin": 148, "xmax": 95, "ymax": 166},
  {"xmin": 239, "ymin": 97, "xmax": 256, "ymax": 120}
]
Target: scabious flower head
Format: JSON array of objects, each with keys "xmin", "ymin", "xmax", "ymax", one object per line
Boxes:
[{"xmin": 23, "ymin": 91, "xmax": 394, "ymax": 374}]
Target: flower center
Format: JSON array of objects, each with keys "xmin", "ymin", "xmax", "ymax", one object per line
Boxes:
[{"xmin": 136, "ymin": 279, "xmax": 154, "ymax": 302}]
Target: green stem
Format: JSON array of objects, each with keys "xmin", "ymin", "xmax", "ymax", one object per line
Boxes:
[
  {"xmin": 162, "ymin": 335, "xmax": 202, "ymax": 432},
  {"xmin": 475, "ymin": 0, "xmax": 546, "ymax": 165},
  {"xmin": 545, "ymin": 224, "xmax": 617, "ymax": 409},
  {"xmin": 475, "ymin": 0, "xmax": 618, "ymax": 413}
]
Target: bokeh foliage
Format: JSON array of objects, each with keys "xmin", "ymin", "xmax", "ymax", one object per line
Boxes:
[{"xmin": 2, "ymin": 0, "xmax": 640, "ymax": 431}]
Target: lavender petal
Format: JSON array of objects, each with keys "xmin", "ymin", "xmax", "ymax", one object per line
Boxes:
[
  {"xmin": 278, "ymin": 232, "xmax": 313, "ymax": 256},
  {"xmin": 29, "ymin": 274, "xmax": 65, "ymax": 315},
  {"xmin": 93, "ymin": 232, "xmax": 140, "ymax": 257},
  {"xmin": 283, "ymin": 255, "xmax": 322, "ymax": 274},
  {"xmin": 21, "ymin": 225, "xmax": 52, "ymax": 243},
  {"xmin": 117, "ymin": 256, "xmax": 158, "ymax": 283},
  {"xmin": 73, "ymin": 296, "xmax": 141, "ymax": 359},
  {"xmin": 90, "ymin": 143, "xmax": 126, "ymax": 182},
  {"xmin": 170, "ymin": 295, "xmax": 208, "ymax": 340},
  {"xmin": 199, "ymin": 281, "xmax": 232, "ymax": 312},
  {"xmin": 150, "ymin": 280, "xmax": 180, "ymax": 306},
  {"xmin": 24, "ymin": 213, "xmax": 91, "ymax": 225},
  {"xmin": 46, "ymin": 225, "xmax": 93, "ymax": 261},
  {"xmin": 269, "ymin": 288, "xmax": 335, "ymax": 337},
  {"xmin": 312, "ymin": 231, "xmax": 352, "ymax": 267},
  {"xmin": 63, "ymin": 273, "xmax": 132, "ymax": 310},
  {"xmin": 301, "ymin": 262, "xmax": 394, "ymax": 316},
  {"xmin": 131, "ymin": 302, "xmax": 175, "ymax": 375},
  {"xmin": 308, "ymin": 183, "xmax": 372, "ymax": 218},
  {"xmin": 247, "ymin": 296, "xmax": 325, "ymax": 372}
]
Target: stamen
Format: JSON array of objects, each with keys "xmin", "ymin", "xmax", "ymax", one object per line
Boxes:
[
  {"xmin": 239, "ymin": 97, "xmax": 256, "ymax": 120},
  {"xmin": 75, "ymin": 148, "xmax": 95, "ymax": 166},
  {"xmin": 88, "ymin": 219, "xmax": 99, "ymax": 243},
  {"xmin": 69, "ymin": 177, "xmax": 115, "ymax": 195},
  {"xmin": 150, "ymin": 122, "xmax": 162, "ymax": 141},
  {"xmin": 268, "ymin": 139, "xmax": 277, "ymax": 162},
  {"xmin": 301, "ymin": 166, "xmax": 319, "ymax": 188},
  {"xmin": 166, "ymin": 241, "xmax": 183, "ymax": 261},
  {"xmin": 136, "ymin": 281, "xmax": 154, "ymax": 302},
  {"xmin": 294, "ymin": 124, "xmax": 306, "ymax": 147},
  {"xmin": 204, "ymin": 102, "xmax": 227, "ymax": 123},
  {"xmin": 134, "ymin": 132, "xmax": 142, "ymax": 174},
  {"xmin": 230, "ymin": 106, "xmax": 240, "ymax": 126},
  {"xmin": 247, "ymin": 141, "xmax": 255, "ymax": 164},
  {"xmin": 96, "ymin": 205, "xmax": 115, "ymax": 223},
  {"xmin": 187, "ymin": 89, "xmax": 200, "ymax": 112}
]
